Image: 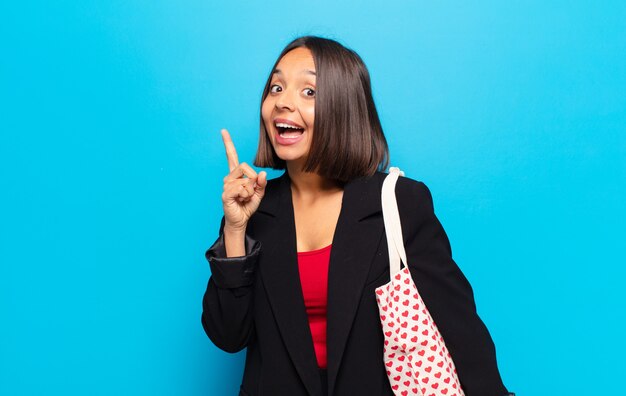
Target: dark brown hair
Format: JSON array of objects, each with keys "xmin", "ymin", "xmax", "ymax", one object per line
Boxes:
[{"xmin": 253, "ymin": 36, "xmax": 389, "ymax": 183}]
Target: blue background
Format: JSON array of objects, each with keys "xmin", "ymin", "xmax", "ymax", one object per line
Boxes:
[{"xmin": 1, "ymin": 1, "xmax": 625, "ymax": 395}]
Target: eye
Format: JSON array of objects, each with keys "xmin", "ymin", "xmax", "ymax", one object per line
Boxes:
[
  {"xmin": 303, "ymin": 88, "xmax": 315, "ymax": 98},
  {"xmin": 269, "ymin": 84, "xmax": 282, "ymax": 93}
]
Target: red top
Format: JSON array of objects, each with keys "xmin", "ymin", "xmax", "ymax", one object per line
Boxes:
[{"xmin": 297, "ymin": 244, "xmax": 331, "ymax": 369}]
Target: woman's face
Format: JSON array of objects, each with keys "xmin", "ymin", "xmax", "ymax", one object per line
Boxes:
[{"xmin": 261, "ymin": 47, "xmax": 316, "ymax": 166}]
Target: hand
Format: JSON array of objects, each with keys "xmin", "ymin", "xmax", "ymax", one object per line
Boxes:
[{"xmin": 220, "ymin": 129, "xmax": 267, "ymax": 233}]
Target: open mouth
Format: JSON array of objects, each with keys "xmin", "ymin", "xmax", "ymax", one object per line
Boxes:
[{"xmin": 275, "ymin": 122, "xmax": 305, "ymax": 138}]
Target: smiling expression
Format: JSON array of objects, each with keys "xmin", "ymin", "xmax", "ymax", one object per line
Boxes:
[{"xmin": 261, "ymin": 47, "xmax": 316, "ymax": 167}]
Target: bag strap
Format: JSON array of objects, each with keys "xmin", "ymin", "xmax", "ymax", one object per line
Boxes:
[{"xmin": 381, "ymin": 167, "xmax": 407, "ymax": 275}]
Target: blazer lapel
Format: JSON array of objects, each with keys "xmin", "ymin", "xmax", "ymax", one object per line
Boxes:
[
  {"xmin": 257, "ymin": 171, "xmax": 385, "ymax": 396},
  {"xmin": 326, "ymin": 173, "xmax": 385, "ymax": 396},
  {"xmin": 257, "ymin": 173, "xmax": 323, "ymax": 396}
]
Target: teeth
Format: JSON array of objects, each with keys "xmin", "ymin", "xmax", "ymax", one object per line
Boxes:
[{"xmin": 275, "ymin": 122, "xmax": 303, "ymax": 129}]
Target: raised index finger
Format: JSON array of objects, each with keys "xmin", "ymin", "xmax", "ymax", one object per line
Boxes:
[{"xmin": 221, "ymin": 129, "xmax": 239, "ymax": 171}]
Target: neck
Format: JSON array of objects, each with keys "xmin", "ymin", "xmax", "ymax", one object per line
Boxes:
[{"xmin": 286, "ymin": 161, "xmax": 342, "ymax": 198}]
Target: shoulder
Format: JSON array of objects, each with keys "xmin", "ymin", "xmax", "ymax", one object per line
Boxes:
[
  {"xmin": 260, "ymin": 172, "xmax": 286, "ymax": 200},
  {"xmin": 373, "ymin": 170, "xmax": 434, "ymax": 207},
  {"xmin": 265, "ymin": 173, "xmax": 284, "ymax": 189}
]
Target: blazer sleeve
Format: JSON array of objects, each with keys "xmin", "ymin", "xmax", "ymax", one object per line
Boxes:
[
  {"xmin": 201, "ymin": 216, "xmax": 261, "ymax": 353},
  {"xmin": 396, "ymin": 178, "xmax": 511, "ymax": 396}
]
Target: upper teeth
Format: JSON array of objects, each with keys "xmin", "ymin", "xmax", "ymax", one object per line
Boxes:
[{"xmin": 275, "ymin": 122, "xmax": 302, "ymax": 129}]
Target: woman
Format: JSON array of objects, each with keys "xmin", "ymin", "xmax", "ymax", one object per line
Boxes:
[{"xmin": 202, "ymin": 36, "xmax": 512, "ymax": 396}]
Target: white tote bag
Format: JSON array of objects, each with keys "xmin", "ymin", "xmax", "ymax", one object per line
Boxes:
[{"xmin": 375, "ymin": 167, "xmax": 465, "ymax": 396}]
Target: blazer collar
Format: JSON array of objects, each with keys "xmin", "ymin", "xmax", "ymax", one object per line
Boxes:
[
  {"xmin": 257, "ymin": 171, "xmax": 384, "ymax": 221},
  {"xmin": 257, "ymin": 171, "xmax": 386, "ymax": 396}
]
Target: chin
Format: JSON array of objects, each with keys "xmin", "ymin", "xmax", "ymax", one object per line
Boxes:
[
  {"xmin": 272, "ymin": 148, "xmax": 307, "ymax": 163},
  {"xmin": 276, "ymin": 152, "xmax": 306, "ymax": 162}
]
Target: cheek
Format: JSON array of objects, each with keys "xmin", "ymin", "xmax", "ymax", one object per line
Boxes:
[
  {"xmin": 261, "ymin": 99, "xmax": 271, "ymax": 124},
  {"xmin": 261, "ymin": 100, "xmax": 275, "ymax": 141},
  {"xmin": 303, "ymin": 104, "xmax": 315, "ymax": 128}
]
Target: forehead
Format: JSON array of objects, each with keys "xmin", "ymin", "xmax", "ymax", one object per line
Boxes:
[{"xmin": 274, "ymin": 47, "xmax": 316, "ymax": 75}]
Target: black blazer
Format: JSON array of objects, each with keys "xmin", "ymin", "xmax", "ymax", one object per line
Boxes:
[{"xmin": 202, "ymin": 171, "xmax": 511, "ymax": 396}]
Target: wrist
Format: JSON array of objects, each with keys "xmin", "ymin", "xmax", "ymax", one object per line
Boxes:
[{"xmin": 224, "ymin": 223, "xmax": 246, "ymax": 236}]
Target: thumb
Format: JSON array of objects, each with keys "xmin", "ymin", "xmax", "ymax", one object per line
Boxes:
[{"xmin": 254, "ymin": 171, "xmax": 267, "ymax": 196}]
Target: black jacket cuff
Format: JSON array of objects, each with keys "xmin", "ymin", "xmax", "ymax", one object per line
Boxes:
[{"xmin": 205, "ymin": 233, "xmax": 261, "ymax": 288}]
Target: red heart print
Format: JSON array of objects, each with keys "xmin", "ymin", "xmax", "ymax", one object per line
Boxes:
[
  {"xmin": 386, "ymin": 361, "xmax": 393, "ymax": 367},
  {"xmin": 411, "ymin": 336, "xmax": 418, "ymax": 342}
]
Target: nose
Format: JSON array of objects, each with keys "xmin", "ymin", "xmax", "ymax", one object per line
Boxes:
[{"xmin": 275, "ymin": 88, "xmax": 296, "ymax": 111}]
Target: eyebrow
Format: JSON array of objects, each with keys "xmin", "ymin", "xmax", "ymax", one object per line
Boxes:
[{"xmin": 273, "ymin": 68, "xmax": 316, "ymax": 76}]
